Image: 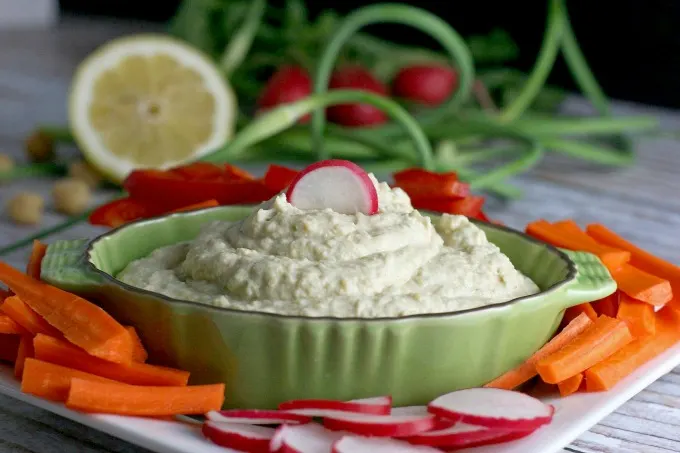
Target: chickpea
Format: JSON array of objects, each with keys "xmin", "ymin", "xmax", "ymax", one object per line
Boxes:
[
  {"xmin": 0, "ymin": 154, "xmax": 14, "ymax": 185},
  {"xmin": 52, "ymin": 178, "xmax": 92, "ymax": 215},
  {"xmin": 6, "ymin": 192, "xmax": 44, "ymax": 225},
  {"xmin": 68, "ymin": 160, "xmax": 102, "ymax": 188},
  {"xmin": 25, "ymin": 130, "xmax": 55, "ymax": 163}
]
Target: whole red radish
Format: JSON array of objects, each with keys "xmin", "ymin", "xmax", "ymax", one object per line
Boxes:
[
  {"xmin": 392, "ymin": 65, "xmax": 457, "ymax": 106},
  {"xmin": 257, "ymin": 65, "xmax": 312, "ymax": 122},
  {"xmin": 327, "ymin": 66, "xmax": 389, "ymax": 127}
]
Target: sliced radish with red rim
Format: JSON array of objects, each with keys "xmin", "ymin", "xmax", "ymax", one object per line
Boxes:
[
  {"xmin": 332, "ymin": 436, "xmax": 441, "ymax": 452},
  {"xmin": 322, "ymin": 412, "xmax": 437, "ymax": 437},
  {"xmin": 271, "ymin": 423, "xmax": 344, "ymax": 453},
  {"xmin": 427, "ymin": 388, "xmax": 553, "ymax": 431},
  {"xmin": 202, "ymin": 421, "xmax": 274, "ymax": 453},
  {"xmin": 205, "ymin": 409, "xmax": 312, "ymax": 425},
  {"xmin": 279, "ymin": 395, "xmax": 391, "ymax": 416},
  {"xmin": 391, "ymin": 406, "xmax": 457, "ymax": 430},
  {"xmin": 285, "ymin": 160, "xmax": 379, "ymax": 215},
  {"xmin": 405, "ymin": 422, "xmax": 529, "ymax": 448}
]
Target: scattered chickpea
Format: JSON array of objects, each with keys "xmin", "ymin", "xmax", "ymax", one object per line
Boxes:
[
  {"xmin": 52, "ymin": 178, "xmax": 92, "ymax": 215},
  {"xmin": 0, "ymin": 154, "xmax": 14, "ymax": 185},
  {"xmin": 6, "ymin": 192, "xmax": 44, "ymax": 225},
  {"xmin": 24, "ymin": 130, "xmax": 55, "ymax": 163},
  {"xmin": 68, "ymin": 160, "xmax": 102, "ymax": 188}
]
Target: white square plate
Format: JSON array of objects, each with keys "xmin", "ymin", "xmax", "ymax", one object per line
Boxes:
[{"xmin": 1, "ymin": 339, "xmax": 680, "ymax": 453}]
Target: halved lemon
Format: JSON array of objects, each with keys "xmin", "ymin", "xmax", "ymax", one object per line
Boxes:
[{"xmin": 69, "ymin": 34, "xmax": 237, "ymax": 184}]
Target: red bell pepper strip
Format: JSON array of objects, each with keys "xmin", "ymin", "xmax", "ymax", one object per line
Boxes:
[
  {"xmin": 170, "ymin": 162, "xmax": 226, "ymax": 180},
  {"xmin": 263, "ymin": 164, "xmax": 299, "ymax": 192},
  {"xmin": 410, "ymin": 195, "xmax": 485, "ymax": 217},
  {"xmin": 89, "ymin": 198, "xmax": 161, "ymax": 228},
  {"xmin": 393, "ymin": 168, "xmax": 470, "ymax": 199}
]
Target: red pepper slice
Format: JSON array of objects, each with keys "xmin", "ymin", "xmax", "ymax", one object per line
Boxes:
[
  {"xmin": 223, "ymin": 164, "xmax": 256, "ymax": 181},
  {"xmin": 124, "ymin": 170, "xmax": 278, "ymax": 210},
  {"xmin": 171, "ymin": 162, "xmax": 225, "ymax": 180},
  {"xmin": 393, "ymin": 168, "xmax": 469, "ymax": 199},
  {"xmin": 410, "ymin": 195, "xmax": 485, "ymax": 217},
  {"xmin": 89, "ymin": 198, "xmax": 161, "ymax": 228},
  {"xmin": 263, "ymin": 164, "xmax": 299, "ymax": 192}
]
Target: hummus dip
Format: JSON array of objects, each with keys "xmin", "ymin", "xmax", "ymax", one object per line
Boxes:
[{"xmin": 117, "ymin": 175, "xmax": 539, "ymax": 317}]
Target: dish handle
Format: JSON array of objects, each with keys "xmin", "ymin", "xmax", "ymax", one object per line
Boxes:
[
  {"xmin": 40, "ymin": 239, "xmax": 105, "ymax": 293},
  {"xmin": 557, "ymin": 249, "xmax": 617, "ymax": 310}
]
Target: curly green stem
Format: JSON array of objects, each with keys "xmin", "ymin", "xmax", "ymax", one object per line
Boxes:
[
  {"xmin": 311, "ymin": 3, "xmax": 475, "ymax": 147},
  {"xmin": 0, "ymin": 162, "xmax": 66, "ymax": 181},
  {"xmin": 219, "ymin": 0, "xmax": 267, "ymax": 75},
  {"xmin": 202, "ymin": 90, "xmax": 434, "ymax": 168}
]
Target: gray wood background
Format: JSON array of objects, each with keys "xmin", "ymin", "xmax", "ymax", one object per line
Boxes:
[{"xmin": 0, "ymin": 16, "xmax": 679, "ymax": 453}]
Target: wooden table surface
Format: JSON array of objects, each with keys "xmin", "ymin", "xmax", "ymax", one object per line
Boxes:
[{"xmin": 0, "ymin": 16, "xmax": 679, "ymax": 453}]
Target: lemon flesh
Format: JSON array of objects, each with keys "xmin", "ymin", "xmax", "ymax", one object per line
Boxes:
[{"xmin": 69, "ymin": 35, "xmax": 237, "ymax": 183}]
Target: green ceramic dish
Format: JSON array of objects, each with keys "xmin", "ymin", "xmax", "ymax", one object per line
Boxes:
[{"xmin": 40, "ymin": 206, "xmax": 615, "ymax": 409}]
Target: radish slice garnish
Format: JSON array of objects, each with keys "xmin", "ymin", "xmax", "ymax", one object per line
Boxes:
[
  {"xmin": 427, "ymin": 388, "xmax": 554, "ymax": 431},
  {"xmin": 391, "ymin": 406, "xmax": 457, "ymax": 430},
  {"xmin": 404, "ymin": 422, "xmax": 528, "ymax": 448},
  {"xmin": 205, "ymin": 409, "xmax": 312, "ymax": 425},
  {"xmin": 332, "ymin": 436, "xmax": 441, "ymax": 452},
  {"xmin": 285, "ymin": 159, "xmax": 379, "ymax": 215},
  {"xmin": 271, "ymin": 423, "xmax": 343, "ymax": 453},
  {"xmin": 279, "ymin": 395, "xmax": 391, "ymax": 416},
  {"xmin": 202, "ymin": 421, "xmax": 275, "ymax": 452},
  {"xmin": 322, "ymin": 413, "xmax": 437, "ymax": 437}
]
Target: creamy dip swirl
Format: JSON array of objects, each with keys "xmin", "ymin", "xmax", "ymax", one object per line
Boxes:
[{"xmin": 117, "ymin": 175, "xmax": 539, "ymax": 317}]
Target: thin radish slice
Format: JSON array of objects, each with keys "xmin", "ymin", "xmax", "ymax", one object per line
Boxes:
[
  {"xmin": 205, "ymin": 409, "xmax": 312, "ymax": 425},
  {"xmin": 271, "ymin": 423, "xmax": 344, "ymax": 453},
  {"xmin": 279, "ymin": 395, "xmax": 391, "ymax": 416},
  {"xmin": 322, "ymin": 413, "xmax": 436, "ymax": 437},
  {"xmin": 285, "ymin": 159, "xmax": 379, "ymax": 215},
  {"xmin": 404, "ymin": 422, "xmax": 526, "ymax": 448},
  {"xmin": 202, "ymin": 421, "xmax": 274, "ymax": 453},
  {"xmin": 332, "ymin": 436, "xmax": 441, "ymax": 452},
  {"xmin": 428, "ymin": 388, "xmax": 553, "ymax": 430},
  {"xmin": 391, "ymin": 406, "xmax": 458, "ymax": 430}
]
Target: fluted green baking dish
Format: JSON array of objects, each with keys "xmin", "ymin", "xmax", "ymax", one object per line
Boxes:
[{"xmin": 40, "ymin": 206, "xmax": 615, "ymax": 408}]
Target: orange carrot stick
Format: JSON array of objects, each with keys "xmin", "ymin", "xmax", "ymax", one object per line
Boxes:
[
  {"xmin": 0, "ymin": 334, "xmax": 20, "ymax": 362},
  {"xmin": 1, "ymin": 296, "xmax": 61, "ymax": 337},
  {"xmin": 0, "ymin": 263, "xmax": 133, "ymax": 364},
  {"xmin": 33, "ymin": 334, "xmax": 188, "ymax": 386},
  {"xmin": 485, "ymin": 312, "xmax": 594, "ymax": 389},
  {"xmin": 171, "ymin": 199, "xmax": 219, "ymax": 213},
  {"xmin": 0, "ymin": 313, "xmax": 28, "ymax": 335},
  {"xmin": 21, "ymin": 358, "xmax": 116, "ymax": 401},
  {"xmin": 126, "ymin": 326, "xmax": 148, "ymax": 363},
  {"xmin": 557, "ymin": 373, "xmax": 583, "ymax": 397},
  {"xmin": 15, "ymin": 336, "xmax": 34, "ymax": 379},
  {"xmin": 26, "ymin": 240, "xmax": 47, "ymax": 280},
  {"xmin": 562, "ymin": 303, "xmax": 598, "ymax": 326},
  {"xmin": 525, "ymin": 220, "xmax": 630, "ymax": 271},
  {"xmin": 585, "ymin": 309, "xmax": 680, "ymax": 391},
  {"xmin": 65, "ymin": 379, "xmax": 225, "ymax": 416},
  {"xmin": 587, "ymin": 223, "xmax": 680, "ymax": 293},
  {"xmin": 536, "ymin": 315, "xmax": 633, "ymax": 384},
  {"xmin": 617, "ymin": 294, "xmax": 656, "ymax": 338},
  {"xmin": 0, "ymin": 289, "xmax": 10, "ymax": 302},
  {"xmin": 612, "ymin": 264, "xmax": 672, "ymax": 307},
  {"xmin": 592, "ymin": 292, "xmax": 620, "ymax": 318}
]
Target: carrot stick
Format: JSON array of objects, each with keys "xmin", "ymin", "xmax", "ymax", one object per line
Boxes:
[
  {"xmin": 0, "ymin": 314, "xmax": 28, "ymax": 335},
  {"xmin": 1, "ymin": 296, "xmax": 61, "ymax": 337},
  {"xmin": 21, "ymin": 358, "xmax": 116, "ymax": 401},
  {"xmin": 26, "ymin": 240, "xmax": 47, "ymax": 280},
  {"xmin": 557, "ymin": 373, "xmax": 583, "ymax": 397},
  {"xmin": 0, "ymin": 289, "xmax": 10, "ymax": 302},
  {"xmin": 15, "ymin": 335, "xmax": 34, "ymax": 379},
  {"xmin": 587, "ymin": 223, "xmax": 680, "ymax": 293},
  {"xmin": 126, "ymin": 326, "xmax": 148, "ymax": 363},
  {"xmin": 592, "ymin": 292, "xmax": 620, "ymax": 318},
  {"xmin": 617, "ymin": 294, "xmax": 656, "ymax": 338},
  {"xmin": 585, "ymin": 308, "xmax": 680, "ymax": 391},
  {"xmin": 525, "ymin": 220, "xmax": 630, "ymax": 271},
  {"xmin": 33, "ymin": 334, "xmax": 189, "ymax": 386},
  {"xmin": 562, "ymin": 303, "xmax": 597, "ymax": 327},
  {"xmin": 612, "ymin": 264, "xmax": 672, "ymax": 307},
  {"xmin": 0, "ymin": 334, "xmax": 20, "ymax": 362},
  {"xmin": 536, "ymin": 315, "xmax": 633, "ymax": 384},
  {"xmin": 171, "ymin": 199, "xmax": 219, "ymax": 213},
  {"xmin": 0, "ymin": 262, "xmax": 133, "ymax": 364},
  {"xmin": 485, "ymin": 312, "xmax": 594, "ymax": 389},
  {"xmin": 65, "ymin": 379, "xmax": 225, "ymax": 416}
]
